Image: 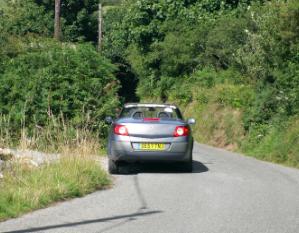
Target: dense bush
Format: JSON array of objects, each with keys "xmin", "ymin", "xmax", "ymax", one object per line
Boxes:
[
  {"xmin": 103, "ymin": 0, "xmax": 299, "ymax": 166},
  {"xmin": 0, "ymin": 0, "xmax": 53, "ymax": 37},
  {"xmin": 0, "ymin": 40, "xmax": 120, "ymax": 130}
]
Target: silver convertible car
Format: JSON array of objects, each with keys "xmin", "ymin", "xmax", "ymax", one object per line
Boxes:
[{"xmin": 105, "ymin": 103, "xmax": 195, "ymax": 174}]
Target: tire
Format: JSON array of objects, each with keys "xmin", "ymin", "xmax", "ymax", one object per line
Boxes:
[
  {"xmin": 180, "ymin": 146, "xmax": 193, "ymax": 172},
  {"xmin": 181, "ymin": 160, "xmax": 193, "ymax": 172},
  {"xmin": 108, "ymin": 159, "xmax": 119, "ymax": 174}
]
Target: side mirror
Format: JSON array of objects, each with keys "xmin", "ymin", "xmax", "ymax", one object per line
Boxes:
[
  {"xmin": 105, "ymin": 116, "xmax": 113, "ymax": 124},
  {"xmin": 187, "ymin": 118, "xmax": 196, "ymax": 125}
]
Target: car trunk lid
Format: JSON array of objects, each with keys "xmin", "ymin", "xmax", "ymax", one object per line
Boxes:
[{"xmin": 116, "ymin": 118, "xmax": 185, "ymax": 138}]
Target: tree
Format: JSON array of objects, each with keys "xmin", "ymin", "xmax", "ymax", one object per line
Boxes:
[{"xmin": 54, "ymin": 0, "xmax": 61, "ymax": 40}]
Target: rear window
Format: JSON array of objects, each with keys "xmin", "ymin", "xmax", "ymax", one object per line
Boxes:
[{"xmin": 120, "ymin": 106, "xmax": 183, "ymax": 120}]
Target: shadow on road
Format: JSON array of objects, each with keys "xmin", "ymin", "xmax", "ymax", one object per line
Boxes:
[
  {"xmin": 99, "ymin": 175, "xmax": 150, "ymax": 233},
  {"xmin": 118, "ymin": 160, "xmax": 209, "ymax": 174},
  {"xmin": 3, "ymin": 210, "xmax": 162, "ymax": 233}
]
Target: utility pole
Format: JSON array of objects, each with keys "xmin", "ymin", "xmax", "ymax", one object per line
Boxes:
[
  {"xmin": 54, "ymin": 0, "xmax": 62, "ymax": 40},
  {"xmin": 98, "ymin": 2, "xmax": 103, "ymax": 50}
]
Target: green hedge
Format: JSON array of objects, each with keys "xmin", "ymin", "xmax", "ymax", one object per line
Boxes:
[{"xmin": 0, "ymin": 40, "xmax": 120, "ymax": 131}]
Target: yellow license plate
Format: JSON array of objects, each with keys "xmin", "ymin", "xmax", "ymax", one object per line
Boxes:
[{"xmin": 140, "ymin": 143, "xmax": 165, "ymax": 150}]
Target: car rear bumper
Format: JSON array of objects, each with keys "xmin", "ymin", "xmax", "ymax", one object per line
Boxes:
[{"xmin": 108, "ymin": 140, "xmax": 192, "ymax": 162}]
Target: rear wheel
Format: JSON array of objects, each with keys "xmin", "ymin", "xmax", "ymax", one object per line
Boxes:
[
  {"xmin": 108, "ymin": 159, "xmax": 119, "ymax": 174},
  {"xmin": 181, "ymin": 146, "xmax": 193, "ymax": 172},
  {"xmin": 181, "ymin": 160, "xmax": 193, "ymax": 172}
]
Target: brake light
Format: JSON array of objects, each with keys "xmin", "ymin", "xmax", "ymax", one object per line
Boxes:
[
  {"xmin": 114, "ymin": 124, "xmax": 129, "ymax": 136},
  {"xmin": 174, "ymin": 126, "xmax": 189, "ymax": 137},
  {"xmin": 144, "ymin": 118, "xmax": 160, "ymax": 121}
]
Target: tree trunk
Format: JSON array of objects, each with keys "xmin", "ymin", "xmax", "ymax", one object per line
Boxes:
[
  {"xmin": 98, "ymin": 3, "xmax": 103, "ymax": 50},
  {"xmin": 54, "ymin": 0, "xmax": 62, "ymax": 40}
]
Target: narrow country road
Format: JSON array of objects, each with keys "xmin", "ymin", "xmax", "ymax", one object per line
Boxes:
[{"xmin": 1, "ymin": 143, "xmax": 299, "ymax": 233}]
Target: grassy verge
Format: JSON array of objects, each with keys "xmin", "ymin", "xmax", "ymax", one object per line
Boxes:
[
  {"xmin": 0, "ymin": 154, "xmax": 110, "ymax": 221},
  {"xmin": 0, "ymin": 118, "xmax": 110, "ymax": 221},
  {"xmin": 182, "ymin": 100, "xmax": 299, "ymax": 168},
  {"xmin": 240, "ymin": 116, "xmax": 299, "ymax": 167}
]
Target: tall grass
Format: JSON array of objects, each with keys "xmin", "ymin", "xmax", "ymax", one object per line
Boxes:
[
  {"xmin": 241, "ymin": 117, "xmax": 299, "ymax": 168},
  {"xmin": 0, "ymin": 113, "xmax": 104, "ymax": 153},
  {"xmin": 0, "ymin": 154, "xmax": 110, "ymax": 221},
  {"xmin": 0, "ymin": 115, "xmax": 110, "ymax": 221}
]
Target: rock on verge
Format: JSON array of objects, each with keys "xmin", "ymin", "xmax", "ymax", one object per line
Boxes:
[
  {"xmin": 0, "ymin": 148, "xmax": 60, "ymax": 179},
  {"xmin": 1, "ymin": 148, "xmax": 59, "ymax": 165}
]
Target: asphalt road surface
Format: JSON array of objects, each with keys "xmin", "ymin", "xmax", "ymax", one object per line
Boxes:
[{"xmin": 1, "ymin": 143, "xmax": 299, "ymax": 233}]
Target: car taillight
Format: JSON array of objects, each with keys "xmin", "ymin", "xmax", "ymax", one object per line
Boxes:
[
  {"xmin": 174, "ymin": 126, "xmax": 189, "ymax": 137},
  {"xmin": 114, "ymin": 124, "xmax": 129, "ymax": 136},
  {"xmin": 144, "ymin": 118, "xmax": 160, "ymax": 121}
]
